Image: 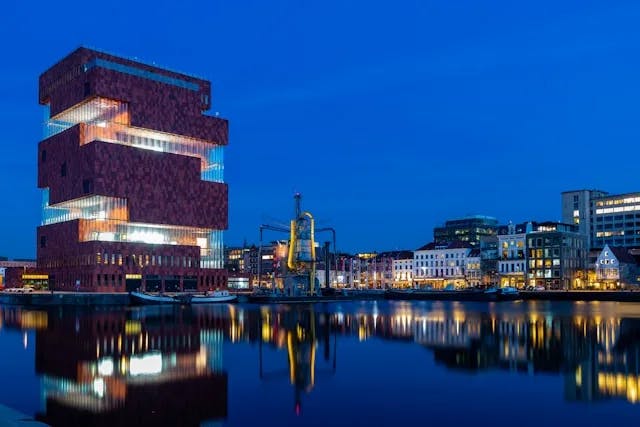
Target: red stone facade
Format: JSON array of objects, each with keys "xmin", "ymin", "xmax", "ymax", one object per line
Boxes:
[
  {"xmin": 38, "ymin": 125, "xmax": 227, "ymax": 229},
  {"xmin": 3, "ymin": 267, "xmax": 40, "ymax": 288},
  {"xmin": 39, "ymin": 48, "xmax": 227, "ymax": 143},
  {"xmin": 37, "ymin": 48, "xmax": 228, "ymax": 292}
]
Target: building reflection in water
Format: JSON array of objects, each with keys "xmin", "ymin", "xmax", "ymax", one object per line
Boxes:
[
  {"xmin": 2, "ymin": 299, "xmax": 640, "ymax": 425},
  {"xmin": 245, "ymin": 301, "xmax": 640, "ymax": 407},
  {"xmin": 1, "ymin": 306, "xmax": 228, "ymax": 426}
]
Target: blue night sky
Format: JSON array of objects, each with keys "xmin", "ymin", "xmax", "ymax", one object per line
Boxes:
[{"xmin": 2, "ymin": 0, "xmax": 640, "ymax": 258}]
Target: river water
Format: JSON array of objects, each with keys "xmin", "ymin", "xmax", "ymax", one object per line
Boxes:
[{"xmin": 0, "ymin": 300, "xmax": 639, "ymax": 426}]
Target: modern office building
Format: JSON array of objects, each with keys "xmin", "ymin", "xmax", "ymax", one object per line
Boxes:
[
  {"xmin": 561, "ymin": 189, "xmax": 640, "ymax": 249},
  {"xmin": 526, "ymin": 222, "xmax": 587, "ymax": 290},
  {"xmin": 561, "ymin": 190, "xmax": 608, "ymax": 249},
  {"xmin": 478, "ymin": 235, "xmax": 499, "ymax": 286},
  {"xmin": 434, "ymin": 215, "xmax": 499, "ymax": 247},
  {"xmin": 37, "ymin": 47, "xmax": 228, "ymax": 292},
  {"xmin": 591, "ymin": 192, "xmax": 640, "ymax": 248}
]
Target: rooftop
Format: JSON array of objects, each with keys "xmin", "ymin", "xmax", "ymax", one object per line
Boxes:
[
  {"xmin": 416, "ymin": 241, "xmax": 473, "ymax": 251},
  {"xmin": 561, "ymin": 189, "xmax": 608, "ymax": 194}
]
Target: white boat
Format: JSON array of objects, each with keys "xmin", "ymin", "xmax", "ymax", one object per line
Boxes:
[
  {"xmin": 189, "ymin": 290, "xmax": 237, "ymax": 304},
  {"xmin": 130, "ymin": 291, "xmax": 181, "ymax": 305}
]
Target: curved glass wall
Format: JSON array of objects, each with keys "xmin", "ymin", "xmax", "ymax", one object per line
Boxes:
[
  {"xmin": 79, "ymin": 219, "xmax": 209, "ymax": 246},
  {"xmin": 202, "ymin": 231, "xmax": 224, "ymax": 269},
  {"xmin": 78, "ymin": 221, "xmax": 223, "ymax": 269},
  {"xmin": 43, "ymin": 98, "xmax": 129, "ymax": 139},
  {"xmin": 43, "ymin": 97, "xmax": 224, "ymax": 183},
  {"xmin": 42, "ymin": 191, "xmax": 128, "ymax": 226}
]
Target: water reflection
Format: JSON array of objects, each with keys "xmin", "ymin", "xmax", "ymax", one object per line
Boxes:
[
  {"xmin": 257, "ymin": 307, "xmax": 336, "ymax": 415},
  {"xmin": 2, "ymin": 306, "xmax": 228, "ymax": 426},
  {"xmin": 1, "ymin": 300, "xmax": 640, "ymax": 426}
]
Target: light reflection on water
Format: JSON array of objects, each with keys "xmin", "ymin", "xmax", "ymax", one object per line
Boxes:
[{"xmin": 1, "ymin": 300, "xmax": 640, "ymax": 426}]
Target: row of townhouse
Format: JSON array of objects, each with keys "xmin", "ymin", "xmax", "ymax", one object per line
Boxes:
[
  {"xmin": 224, "ymin": 235, "xmax": 639, "ymax": 290},
  {"xmin": 224, "ymin": 243, "xmax": 416, "ymax": 289},
  {"xmin": 226, "ymin": 191, "xmax": 640, "ymax": 290},
  {"xmin": 403, "ymin": 219, "xmax": 640, "ymax": 290},
  {"xmin": 225, "ymin": 221, "xmax": 588, "ymax": 290},
  {"xmin": 394, "ymin": 220, "xmax": 588, "ymax": 290}
]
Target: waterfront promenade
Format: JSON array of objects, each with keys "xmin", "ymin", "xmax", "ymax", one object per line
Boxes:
[{"xmin": 0, "ymin": 291, "xmax": 129, "ymax": 306}]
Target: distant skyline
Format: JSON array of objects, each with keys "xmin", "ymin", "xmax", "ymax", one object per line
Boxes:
[{"xmin": 2, "ymin": 0, "xmax": 640, "ymax": 258}]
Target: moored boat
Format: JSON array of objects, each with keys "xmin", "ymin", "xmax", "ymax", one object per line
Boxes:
[
  {"xmin": 130, "ymin": 291, "xmax": 181, "ymax": 305},
  {"xmin": 189, "ymin": 290, "xmax": 237, "ymax": 304}
]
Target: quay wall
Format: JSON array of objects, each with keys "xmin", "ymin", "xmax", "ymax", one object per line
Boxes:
[
  {"xmin": 386, "ymin": 290, "xmax": 640, "ymax": 303},
  {"xmin": 0, "ymin": 292, "xmax": 130, "ymax": 306},
  {"xmin": 5, "ymin": 290, "xmax": 640, "ymax": 307}
]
